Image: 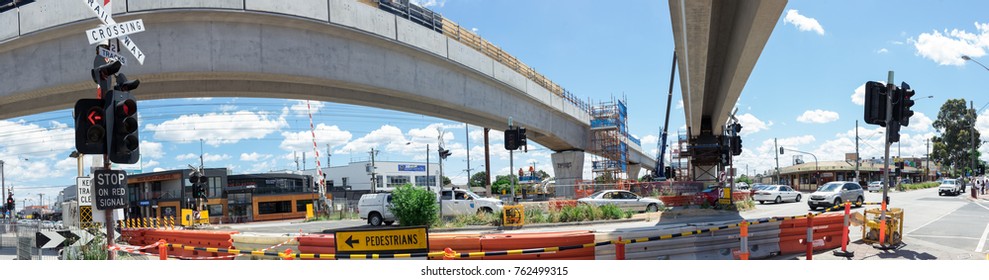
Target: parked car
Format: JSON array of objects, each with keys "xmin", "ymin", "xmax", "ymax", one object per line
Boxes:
[
  {"xmin": 753, "ymin": 185, "xmax": 802, "ymax": 204},
  {"xmin": 867, "ymin": 181, "xmax": 884, "ymax": 192},
  {"xmin": 807, "ymin": 181, "xmax": 864, "ymax": 210},
  {"xmin": 440, "ymin": 188, "xmax": 504, "ymax": 216},
  {"xmin": 750, "ymin": 184, "xmax": 771, "ymax": 196},
  {"xmin": 358, "ymin": 193, "xmax": 396, "ymax": 226},
  {"xmin": 577, "ymin": 190, "xmax": 664, "ymax": 212},
  {"xmin": 938, "ymin": 179, "xmax": 962, "ymax": 196}
]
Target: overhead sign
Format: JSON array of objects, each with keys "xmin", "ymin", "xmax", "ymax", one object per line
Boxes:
[
  {"xmin": 93, "ymin": 169, "xmax": 127, "ymax": 210},
  {"xmin": 334, "ymin": 226, "xmax": 429, "ymax": 254},
  {"xmin": 83, "ymin": 0, "xmax": 146, "ymax": 64},
  {"xmin": 77, "ymin": 177, "xmax": 93, "ymax": 207},
  {"xmin": 86, "ymin": 19, "xmax": 145, "ymax": 44}
]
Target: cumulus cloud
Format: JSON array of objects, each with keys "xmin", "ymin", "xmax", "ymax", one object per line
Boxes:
[
  {"xmin": 175, "ymin": 153, "xmax": 198, "ymax": 161},
  {"xmin": 203, "ymin": 153, "xmax": 231, "ymax": 162},
  {"xmin": 240, "ymin": 152, "xmax": 272, "ymax": 162},
  {"xmin": 906, "ymin": 112, "xmax": 933, "ymax": 132},
  {"xmin": 784, "ymin": 9, "xmax": 825, "ymax": 35},
  {"xmin": 735, "ymin": 113, "xmax": 770, "ymax": 136},
  {"xmin": 279, "ymin": 124, "xmax": 353, "ymax": 153},
  {"xmin": 410, "ymin": 0, "xmax": 446, "ymax": 8},
  {"xmin": 140, "ymin": 141, "xmax": 164, "ymax": 159},
  {"xmin": 913, "ymin": 22, "xmax": 989, "ymax": 66},
  {"xmin": 852, "ymin": 83, "xmax": 866, "ymax": 105},
  {"xmin": 797, "ymin": 109, "xmax": 840, "ymax": 124},
  {"xmin": 877, "ymin": 48, "xmax": 889, "ymax": 54},
  {"xmin": 146, "ymin": 111, "xmax": 287, "ymax": 146}
]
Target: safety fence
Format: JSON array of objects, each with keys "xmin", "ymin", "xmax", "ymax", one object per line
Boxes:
[{"xmin": 110, "ymin": 201, "xmax": 888, "ymax": 260}]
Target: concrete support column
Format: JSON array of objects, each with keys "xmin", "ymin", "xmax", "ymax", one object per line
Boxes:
[
  {"xmin": 552, "ymin": 150, "xmax": 584, "ymax": 198},
  {"xmin": 627, "ymin": 163, "xmax": 641, "ymax": 180}
]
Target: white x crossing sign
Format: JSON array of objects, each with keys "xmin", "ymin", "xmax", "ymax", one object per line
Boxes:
[{"xmin": 83, "ymin": 0, "xmax": 146, "ymax": 65}]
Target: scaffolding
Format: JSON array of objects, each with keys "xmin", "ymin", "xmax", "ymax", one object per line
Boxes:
[
  {"xmin": 671, "ymin": 130, "xmax": 690, "ymax": 181},
  {"xmin": 589, "ymin": 96, "xmax": 630, "ymax": 185}
]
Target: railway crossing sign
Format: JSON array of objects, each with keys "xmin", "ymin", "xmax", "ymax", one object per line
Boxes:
[{"xmin": 83, "ymin": 0, "xmax": 146, "ymax": 64}]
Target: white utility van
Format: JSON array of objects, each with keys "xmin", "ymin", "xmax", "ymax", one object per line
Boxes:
[{"xmin": 358, "ymin": 193, "xmax": 396, "ymax": 226}]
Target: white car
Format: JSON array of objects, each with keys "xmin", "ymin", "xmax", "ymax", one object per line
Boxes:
[
  {"xmin": 753, "ymin": 185, "xmax": 802, "ymax": 204},
  {"xmin": 358, "ymin": 193, "xmax": 396, "ymax": 226},
  {"xmin": 867, "ymin": 181, "xmax": 884, "ymax": 192},
  {"xmin": 938, "ymin": 179, "xmax": 962, "ymax": 196},
  {"xmin": 440, "ymin": 188, "xmax": 503, "ymax": 216},
  {"xmin": 577, "ymin": 190, "xmax": 664, "ymax": 212}
]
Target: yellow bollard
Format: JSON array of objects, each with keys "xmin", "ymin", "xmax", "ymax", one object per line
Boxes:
[
  {"xmin": 157, "ymin": 217, "xmax": 162, "ymax": 229},
  {"xmin": 169, "ymin": 216, "xmax": 175, "ymax": 230},
  {"xmin": 127, "ymin": 219, "xmax": 132, "ymax": 229}
]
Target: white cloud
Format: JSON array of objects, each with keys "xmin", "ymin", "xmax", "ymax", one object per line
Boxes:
[
  {"xmin": 735, "ymin": 113, "xmax": 770, "ymax": 136},
  {"xmin": 852, "ymin": 83, "xmax": 866, "ymax": 105},
  {"xmin": 335, "ymin": 125, "xmax": 407, "ymax": 155},
  {"xmin": 913, "ymin": 22, "xmax": 989, "ymax": 66},
  {"xmin": 0, "ymin": 119, "xmax": 74, "ymax": 158},
  {"xmin": 796, "ymin": 109, "xmax": 840, "ymax": 124},
  {"xmin": 906, "ymin": 112, "xmax": 933, "ymax": 132},
  {"xmin": 240, "ymin": 152, "xmax": 271, "ymax": 162},
  {"xmin": 140, "ymin": 141, "xmax": 164, "ymax": 159},
  {"xmin": 783, "ymin": 9, "xmax": 825, "ymax": 35},
  {"xmin": 146, "ymin": 111, "xmax": 287, "ymax": 146},
  {"xmin": 284, "ymin": 100, "xmax": 326, "ymax": 117},
  {"xmin": 877, "ymin": 48, "xmax": 889, "ymax": 54},
  {"xmin": 279, "ymin": 124, "xmax": 353, "ymax": 153},
  {"xmin": 410, "ymin": 0, "xmax": 446, "ymax": 8},
  {"xmin": 219, "ymin": 104, "xmax": 237, "ymax": 112},
  {"xmin": 203, "ymin": 153, "xmax": 231, "ymax": 162},
  {"xmin": 175, "ymin": 153, "xmax": 197, "ymax": 161},
  {"xmin": 641, "ymin": 135, "xmax": 659, "ymax": 148},
  {"xmin": 152, "ymin": 168, "xmax": 166, "ymax": 172}
]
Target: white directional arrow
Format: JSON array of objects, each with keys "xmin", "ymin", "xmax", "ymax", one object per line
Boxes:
[
  {"xmin": 83, "ymin": 0, "xmax": 145, "ymax": 64},
  {"xmin": 35, "ymin": 231, "xmax": 66, "ymax": 249},
  {"xmin": 71, "ymin": 229, "xmax": 95, "ymax": 246}
]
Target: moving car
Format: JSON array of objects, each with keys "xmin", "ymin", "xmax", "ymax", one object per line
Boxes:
[
  {"xmin": 440, "ymin": 188, "xmax": 504, "ymax": 216},
  {"xmin": 753, "ymin": 185, "xmax": 801, "ymax": 204},
  {"xmin": 578, "ymin": 190, "xmax": 664, "ymax": 212},
  {"xmin": 938, "ymin": 179, "xmax": 962, "ymax": 196},
  {"xmin": 807, "ymin": 181, "xmax": 864, "ymax": 211},
  {"xmin": 358, "ymin": 193, "xmax": 396, "ymax": 226},
  {"xmin": 867, "ymin": 181, "xmax": 883, "ymax": 192}
]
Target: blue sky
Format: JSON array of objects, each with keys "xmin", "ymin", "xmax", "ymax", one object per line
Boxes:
[{"xmin": 3, "ymin": 0, "xmax": 989, "ymax": 209}]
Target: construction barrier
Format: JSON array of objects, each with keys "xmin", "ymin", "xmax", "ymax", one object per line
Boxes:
[
  {"xmin": 479, "ymin": 231, "xmax": 594, "ymax": 260},
  {"xmin": 427, "ymin": 234, "xmax": 481, "ymax": 260}
]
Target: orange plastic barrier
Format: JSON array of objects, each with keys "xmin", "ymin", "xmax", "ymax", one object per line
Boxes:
[
  {"xmin": 479, "ymin": 230, "xmax": 594, "ymax": 260},
  {"xmin": 297, "ymin": 234, "xmax": 336, "ymax": 259},
  {"xmin": 428, "ymin": 234, "xmax": 482, "ymax": 260},
  {"xmin": 659, "ymin": 195, "xmax": 693, "ymax": 206},
  {"xmin": 778, "ymin": 213, "xmax": 845, "ymax": 255},
  {"xmin": 135, "ymin": 229, "xmax": 238, "ymax": 259}
]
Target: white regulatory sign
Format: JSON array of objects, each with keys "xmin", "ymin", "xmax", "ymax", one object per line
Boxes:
[
  {"xmin": 98, "ymin": 47, "xmax": 128, "ymax": 65},
  {"xmin": 76, "ymin": 177, "xmax": 93, "ymax": 207},
  {"xmin": 86, "ymin": 19, "xmax": 145, "ymax": 45},
  {"xmin": 83, "ymin": 0, "xmax": 146, "ymax": 65}
]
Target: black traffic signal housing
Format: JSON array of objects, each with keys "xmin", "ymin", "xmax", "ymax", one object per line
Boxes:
[
  {"xmin": 517, "ymin": 127, "xmax": 527, "ymax": 151},
  {"xmin": 864, "ymin": 81, "xmax": 888, "ymax": 127},
  {"xmin": 74, "ymin": 99, "xmax": 107, "ymax": 154},
  {"xmin": 887, "ymin": 120, "xmax": 901, "ymax": 143},
  {"xmin": 5, "ymin": 195, "xmax": 13, "ymax": 211},
  {"xmin": 438, "ymin": 147, "xmax": 452, "ymax": 160},
  {"xmin": 897, "ymin": 82, "xmax": 916, "ymax": 126},
  {"xmin": 504, "ymin": 128, "xmax": 518, "ymax": 150},
  {"xmin": 107, "ymin": 90, "xmax": 140, "ymax": 164},
  {"xmin": 664, "ymin": 166, "xmax": 673, "ymax": 179},
  {"xmin": 730, "ymin": 136, "xmax": 742, "ymax": 156}
]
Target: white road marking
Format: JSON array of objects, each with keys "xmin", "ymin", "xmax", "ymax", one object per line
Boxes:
[
  {"xmin": 907, "ymin": 206, "xmax": 964, "ymax": 234},
  {"xmin": 907, "ymin": 234, "xmax": 982, "ymax": 241},
  {"xmin": 977, "ymin": 222, "xmax": 989, "ymax": 253}
]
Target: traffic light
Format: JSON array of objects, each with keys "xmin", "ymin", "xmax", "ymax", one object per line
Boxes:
[
  {"xmin": 864, "ymin": 81, "xmax": 888, "ymax": 127},
  {"xmin": 5, "ymin": 195, "xmax": 13, "ymax": 211},
  {"xmin": 107, "ymin": 90, "xmax": 140, "ymax": 164},
  {"xmin": 91, "ymin": 59, "xmax": 121, "ymax": 98},
  {"xmin": 74, "ymin": 99, "xmax": 107, "ymax": 154},
  {"xmin": 438, "ymin": 147, "xmax": 452, "ymax": 160},
  {"xmin": 887, "ymin": 120, "xmax": 901, "ymax": 143},
  {"xmin": 517, "ymin": 127, "xmax": 527, "ymax": 150},
  {"xmin": 779, "ymin": 147, "xmax": 784, "ymax": 155},
  {"xmin": 664, "ymin": 166, "xmax": 672, "ymax": 179},
  {"xmin": 504, "ymin": 128, "xmax": 518, "ymax": 150},
  {"xmin": 898, "ymin": 82, "xmax": 916, "ymax": 126},
  {"xmin": 730, "ymin": 136, "xmax": 742, "ymax": 156}
]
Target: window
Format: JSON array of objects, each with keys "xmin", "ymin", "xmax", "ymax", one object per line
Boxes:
[
  {"xmin": 228, "ymin": 193, "xmax": 252, "ymax": 205},
  {"xmin": 296, "ymin": 200, "xmax": 313, "ymax": 212},
  {"xmin": 454, "ymin": 191, "xmax": 469, "ymax": 200},
  {"xmin": 376, "ymin": 175, "xmax": 384, "ymax": 189},
  {"xmin": 415, "ymin": 175, "xmax": 436, "ymax": 187},
  {"xmin": 209, "ymin": 177, "xmax": 222, "ymax": 198},
  {"xmin": 388, "ymin": 176, "xmax": 410, "ymax": 188},
  {"xmin": 207, "ymin": 204, "xmax": 223, "ymax": 216},
  {"xmin": 441, "ymin": 191, "xmax": 452, "ymax": 200},
  {"xmin": 342, "ymin": 177, "xmax": 349, "ymax": 187},
  {"xmin": 258, "ymin": 201, "xmax": 292, "ymax": 215}
]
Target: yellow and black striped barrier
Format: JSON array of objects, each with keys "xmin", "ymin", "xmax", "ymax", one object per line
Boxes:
[{"xmin": 165, "ymin": 203, "xmax": 888, "ymax": 260}]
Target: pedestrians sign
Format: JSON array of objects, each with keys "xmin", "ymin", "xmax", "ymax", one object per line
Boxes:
[
  {"xmin": 85, "ymin": 19, "xmax": 145, "ymax": 45},
  {"xmin": 83, "ymin": 0, "xmax": 146, "ymax": 64},
  {"xmin": 77, "ymin": 177, "xmax": 93, "ymax": 207},
  {"xmin": 334, "ymin": 226, "xmax": 428, "ymax": 254},
  {"xmin": 93, "ymin": 169, "xmax": 127, "ymax": 210}
]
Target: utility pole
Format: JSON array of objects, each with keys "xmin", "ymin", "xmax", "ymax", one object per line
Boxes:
[
  {"xmin": 484, "ymin": 128, "xmax": 491, "ymax": 195},
  {"xmin": 465, "ymin": 123, "xmax": 471, "ymax": 191},
  {"xmin": 881, "ymin": 71, "xmax": 894, "ymax": 224},
  {"xmin": 200, "ymin": 139, "xmax": 205, "ymax": 170},
  {"xmin": 326, "ymin": 144, "xmax": 331, "ymax": 167},
  {"xmin": 303, "ymin": 152, "xmax": 307, "ymax": 171},
  {"xmin": 972, "ymin": 101, "xmax": 976, "ymax": 179},
  {"xmin": 294, "ymin": 151, "xmax": 300, "ymax": 171},
  {"xmin": 1, "ymin": 160, "xmax": 4, "ymax": 220},
  {"xmin": 38, "ymin": 193, "xmax": 43, "ymax": 215},
  {"xmin": 926, "ymin": 138, "xmax": 930, "ymax": 182},
  {"xmin": 774, "ymin": 138, "xmax": 781, "ymax": 184},
  {"xmin": 369, "ymin": 148, "xmax": 378, "ymax": 193},
  {"xmin": 856, "ymin": 120, "xmax": 860, "ymax": 182},
  {"xmin": 426, "ymin": 144, "xmax": 430, "ymax": 189}
]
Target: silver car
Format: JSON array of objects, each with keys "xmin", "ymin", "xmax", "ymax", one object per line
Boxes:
[
  {"xmin": 807, "ymin": 181, "xmax": 864, "ymax": 210},
  {"xmin": 753, "ymin": 185, "xmax": 801, "ymax": 204},
  {"xmin": 867, "ymin": 181, "xmax": 883, "ymax": 192},
  {"xmin": 578, "ymin": 190, "xmax": 664, "ymax": 212}
]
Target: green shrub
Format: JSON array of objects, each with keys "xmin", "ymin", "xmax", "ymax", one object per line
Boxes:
[
  {"xmin": 525, "ymin": 207, "xmax": 547, "ymax": 224},
  {"xmin": 734, "ymin": 199, "xmax": 756, "ymax": 211},
  {"xmin": 63, "ymin": 230, "xmax": 110, "ymax": 260},
  {"xmin": 599, "ymin": 204, "xmax": 624, "ymax": 220},
  {"xmin": 389, "ymin": 184, "xmax": 439, "ymax": 227}
]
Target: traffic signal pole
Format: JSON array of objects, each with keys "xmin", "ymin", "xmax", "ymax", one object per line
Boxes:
[{"xmin": 880, "ymin": 71, "xmax": 894, "ymax": 247}]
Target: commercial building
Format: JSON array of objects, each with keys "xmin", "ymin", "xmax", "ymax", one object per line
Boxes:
[
  {"xmin": 777, "ymin": 159, "xmax": 938, "ymax": 191},
  {"xmin": 320, "ymin": 161, "xmax": 441, "ymax": 191}
]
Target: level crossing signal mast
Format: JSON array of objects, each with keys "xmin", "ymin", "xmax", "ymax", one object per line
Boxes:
[
  {"xmin": 189, "ymin": 169, "xmax": 209, "ymax": 208},
  {"xmin": 75, "ymin": 58, "xmax": 141, "ymax": 163},
  {"xmin": 863, "ymin": 81, "xmax": 918, "ymax": 143}
]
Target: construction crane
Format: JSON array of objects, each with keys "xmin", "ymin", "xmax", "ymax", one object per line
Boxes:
[{"xmin": 653, "ymin": 51, "xmax": 677, "ymax": 181}]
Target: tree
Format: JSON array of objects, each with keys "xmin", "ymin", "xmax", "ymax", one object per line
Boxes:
[
  {"xmin": 932, "ymin": 99, "xmax": 980, "ymax": 177},
  {"xmin": 491, "ymin": 174, "xmax": 518, "ymax": 195},
  {"xmin": 469, "ymin": 171, "xmax": 487, "ymax": 187},
  {"xmin": 442, "ymin": 176, "xmax": 452, "ymax": 186},
  {"xmin": 735, "ymin": 175, "xmax": 753, "ymax": 184},
  {"xmin": 536, "ymin": 170, "xmax": 551, "ymax": 180}
]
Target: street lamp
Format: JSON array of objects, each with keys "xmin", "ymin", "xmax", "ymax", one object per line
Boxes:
[
  {"xmin": 962, "ymin": 55, "xmax": 989, "ymax": 72},
  {"xmin": 781, "ymin": 147, "xmax": 818, "ymax": 190}
]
